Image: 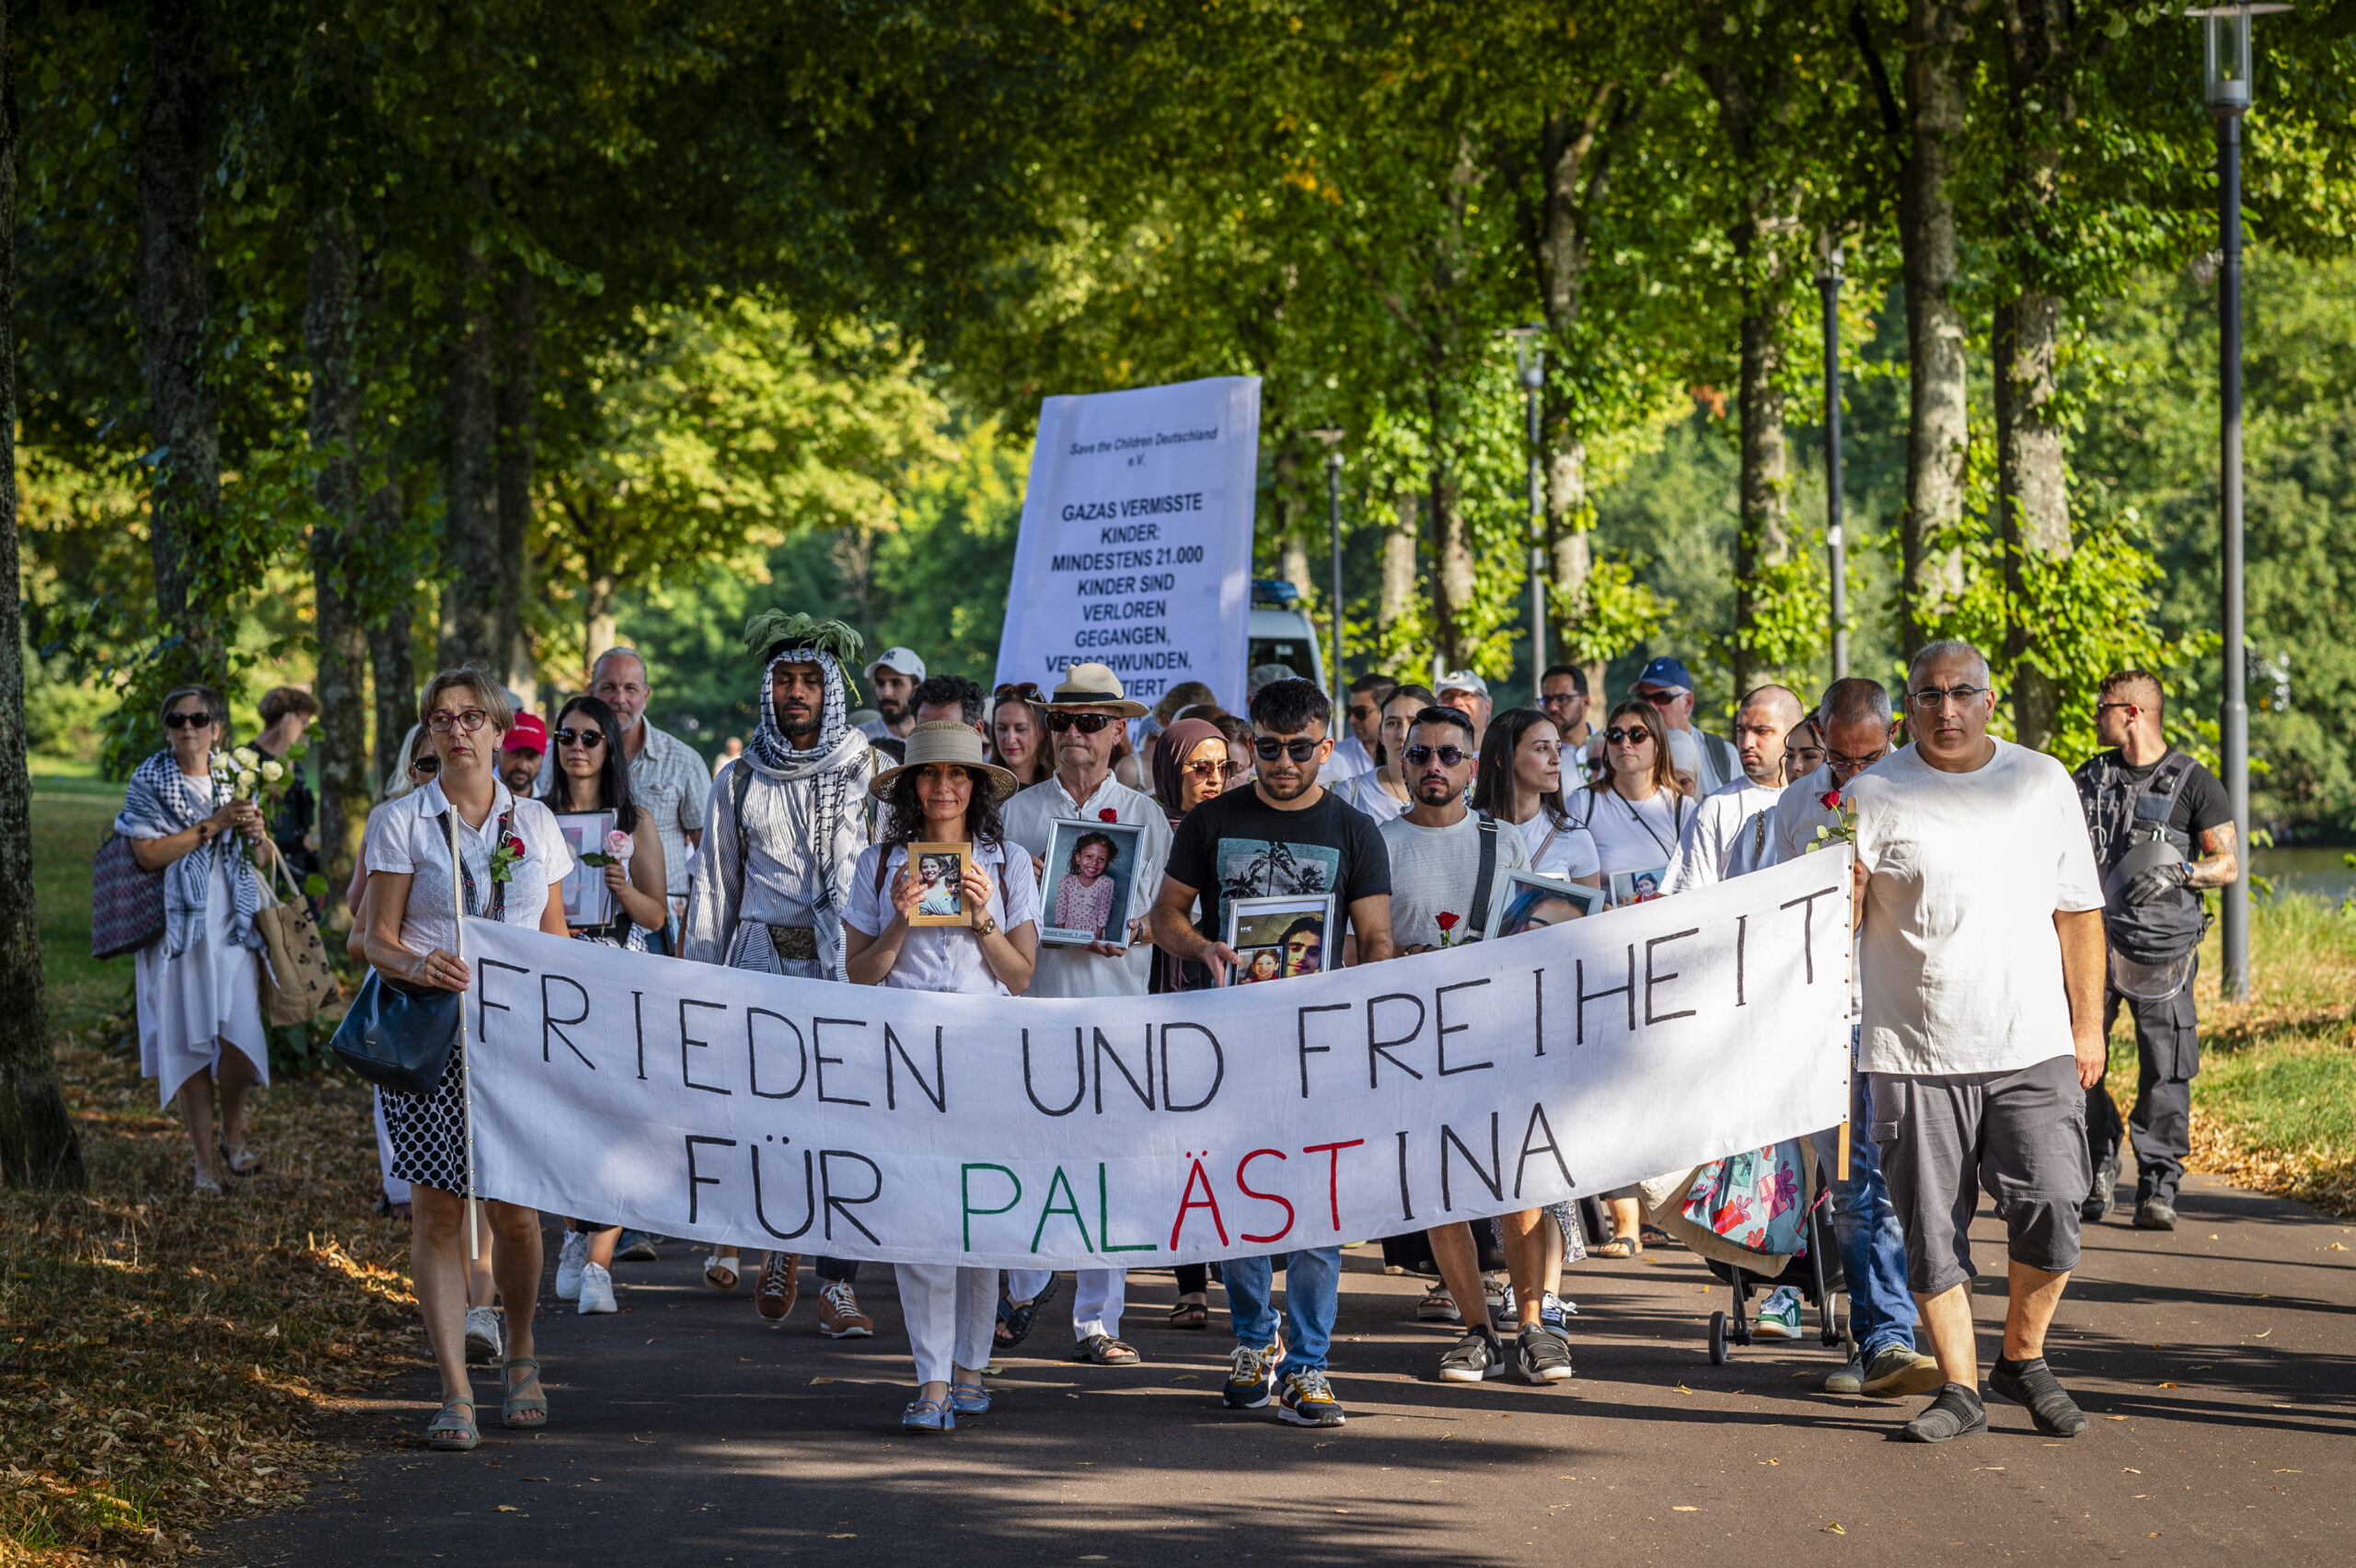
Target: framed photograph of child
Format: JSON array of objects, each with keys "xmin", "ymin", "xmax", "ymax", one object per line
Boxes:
[
  {"xmin": 1608, "ymin": 866, "xmax": 1669, "ymax": 908},
  {"xmin": 1496, "ymin": 872, "xmax": 1605, "ymax": 938},
  {"xmin": 551, "ymin": 810, "xmax": 618, "ymax": 928},
  {"xmin": 1038, "ymin": 817, "xmax": 1146, "ymax": 948},
  {"xmin": 1220, "ymin": 893, "xmax": 1336, "ymax": 985},
  {"xmin": 908, "ymin": 842, "xmax": 971, "ymax": 927}
]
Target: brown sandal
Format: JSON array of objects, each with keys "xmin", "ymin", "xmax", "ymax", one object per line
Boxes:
[
  {"xmin": 1074, "ymin": 1333, "xmax": 1142, "ymax": 1366},
  {"xmin": 1167, "ymin": 1299, "xmax": 1209, "ymax": 1329}
]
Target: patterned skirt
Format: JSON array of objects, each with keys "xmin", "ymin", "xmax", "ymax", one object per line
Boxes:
[{"xmin": 382, "ymin": 1034, "xmax": 472, "ymax": 1196}]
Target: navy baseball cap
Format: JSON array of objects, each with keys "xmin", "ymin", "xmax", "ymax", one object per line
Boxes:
[{"xmin": 1634, "ymin": 655, "xmax": 1695, "ymax": 692}]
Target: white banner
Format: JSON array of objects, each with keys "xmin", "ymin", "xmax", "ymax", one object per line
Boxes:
[
  {"xmin": 991, "ymin": 375, "xmax": 1260, "ymax": 709},
  {"xmin": 464, "ymin": 852, "xmax": 1854, "ymax": 1270}
]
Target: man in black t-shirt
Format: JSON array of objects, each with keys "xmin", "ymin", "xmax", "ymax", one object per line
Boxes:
[
  {"xmin": 1152, "ymin": 677, "xmax": 1395, "ymax": 1432},
  {"xmin": 2073, "ymin": 671, "xmax": 2240, "ymax": 1233}
]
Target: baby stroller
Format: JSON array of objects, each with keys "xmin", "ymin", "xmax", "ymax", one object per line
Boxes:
[{"xmin": 1643, "ymin": 1139, "xmax": 1851, "ymax": 1366}]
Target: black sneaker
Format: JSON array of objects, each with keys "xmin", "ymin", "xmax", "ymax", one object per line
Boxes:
[
  {"xmin": 617, "ymin": 1229, "xmax": 659, "ymax": 1262},
  {"xmin": 1900, "ymin": 1382, "xmax": 1988, "ymax": 1443},
  {"xmin": 1989, "ymin": 1356, "xmax": 2090, "ymax": 1437},
  {"xmin": 1516, "ymin": 1323, "xmax": 1574, "ymax": 1384},
  {"xmin": 1277, "ymin": 1368, "xmax": 1346, "ymax": 1426},
  {"xmin": 2081, "ymin": 1155, "xmax": 2119, "ymax": 1223},
  {"xmin": 1223, "ymin": 1338, "xmax": 1285, "ymax": 1410},
  {"xmin": 2133, "ymin": 1196, "xmax": 2177, "ymax": 1231},
  {"xmin": 1438, "ymin": 1328, "xmax": 1506, "ymax": 1383}
]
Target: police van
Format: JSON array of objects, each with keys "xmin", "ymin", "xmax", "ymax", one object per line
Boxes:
[{"xmin": 1248, "ymin": 579, "xmax": 1326, "ymax": 692}]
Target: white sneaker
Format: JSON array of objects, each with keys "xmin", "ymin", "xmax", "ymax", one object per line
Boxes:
[
  {"xmin": 1754, "ymin": 1285, "xmax": 1804, "ymax": 1340},
  {"xmin": 1484, "ymin": 1274, "xmax": 1514, "ymax": 1325},
  {"xmin": 463, "ymin": 1305, "xmax": 503, "ymax": 1364},
  {"xmin": 554, "ymin": 1230, "xmax": 589, "ymax": 1301},
  {"xmin": 577, "ymin": 1261, "xmax": 618, "ymax": 1315}
]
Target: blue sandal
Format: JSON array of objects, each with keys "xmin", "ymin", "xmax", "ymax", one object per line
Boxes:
[
  {"xmin": 949, "ymin": 1380, "xmax": 990, "ymax": 1414},
  {"xmin": 502, "ymin": 1357, "xmax": 549, "ymax": 1429},
  {"xmin": 427, "ymin": 1397, "xmax": 479, "ymax": 1451},
  {"xmin": 902, "ymin": 1396, "xmax": 955, "ymax": 1433}
]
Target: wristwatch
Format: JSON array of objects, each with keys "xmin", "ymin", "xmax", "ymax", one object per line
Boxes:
[{"xmin": 973, "ymin": 913, "xmax": 999, "ymax": 938}]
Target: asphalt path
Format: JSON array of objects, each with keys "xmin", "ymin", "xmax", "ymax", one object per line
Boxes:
[{"xmin": 210, "ymin": 1170, "xmax": 2354, "ymax": 1567}]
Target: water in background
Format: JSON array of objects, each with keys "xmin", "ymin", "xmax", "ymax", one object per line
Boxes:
[{"xmin": 2255, "ymin": 847, "xmax": 2356, "ymax": 903}]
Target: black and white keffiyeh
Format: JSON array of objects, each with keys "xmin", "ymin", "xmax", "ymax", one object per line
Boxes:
[{"xmin": 115, "ymin": 749, "xmax": 264, "ymax": 957}]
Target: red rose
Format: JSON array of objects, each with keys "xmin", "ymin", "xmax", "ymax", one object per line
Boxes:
[
  {"xmin": 1818, "ymin": 790, "xmax": 1842, "ymax": 811},
  {"xmin": 1099, "ymin": 808, "xmax": 1119, "ymax": 823},
  {"xmin": 503, "ymin": 836, "xmax": 526, "ymax": 857},
  {"xmin": 1435, "ymin": 911, "xmax": 1461, "ymax": 931}
]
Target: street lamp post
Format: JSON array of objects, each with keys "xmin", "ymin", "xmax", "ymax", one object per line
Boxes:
[
  {"xmin": 1506, "ymin": 325, "xmax": 1547, "ymax": 705},
  {"xmin": 1816, "ymin": 238, "xmax": 1848, "ymax": 680},
  {"xmin": 1309, "ymin": 428, "xmax": 1346, "ymax": 711},
  {"xmin": 2192, "ymin": 6, "xmax": 2282, "ymax": 1002}
]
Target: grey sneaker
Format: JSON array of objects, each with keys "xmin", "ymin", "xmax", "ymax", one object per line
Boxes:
[
  {"xmin": 1438, "ymin": 1329, "xmax": 1506, "ymax": 1383},
  {"xmin": 2082, "ymin": 1155, "xmax": 2120, "ymax": 1223},
  {"xmin": 617, "ymin": 1229, "xmax": 660, "ymax": 1262},
  {"xmin": 463, "ymin": 1305, "xmax": 503, "ymax": 1365},
  {"xmin": 1824, "ymin": 1350, "xmax": 1868, "ymax": 1395},
  {"xmin": 1861, "ymin": 1344, "xmax": 1946, "ymax": 1400},
  {"xmin": 1516, "ymin": 1323, "xmax": 1574, "ymax": 1384}
]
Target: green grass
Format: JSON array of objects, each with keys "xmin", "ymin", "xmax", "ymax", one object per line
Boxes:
[{"xmin": 29, "ymin": 773, "xmax": 133, "ymax": 1034}]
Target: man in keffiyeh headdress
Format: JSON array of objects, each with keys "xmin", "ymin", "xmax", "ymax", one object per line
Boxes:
[{"xmin": 680, "ymin": 611, "xmax": 882, "ymax": 1336}]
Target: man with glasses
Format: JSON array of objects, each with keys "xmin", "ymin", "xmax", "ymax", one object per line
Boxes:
[
  {"xmin": 1758, "ymin": 676, "xmax": 1942, "ymax": 1402},
  {"xmin": 1631, "ymin": 655, "xmax": 1739, "ymax": 796},
  {"xmin": 1329, "ymin": 671, "xmax": 1395, "ymax": 782},
  {"xmin": 2074, "ymin": 670, "xmax": 2237, "ymax": 1233},
  {"xmin": 582, "ymin": 648, "xmax": 707, "ymax": 950},
  {"xmin": 1667, "ymin": 684, "xmax": 1802, "ymax": 893},
  {"xmin": 1152, "ymin": 677, "xmax": 1396, "ymax": 1429},
  {"xmin": 1846, "ymin": 641, "xmax": 2108, "ymax": 1444},
  {"xmin": 1436, "ymin": 669, "xmax": 1494, "ymax": 752},
  {"xmin": 1540, "ymin": 663, "xmax": 1593, "ymax": 761},
  {"xmin": 1376, "ymin": 706, "xmax": 1578, "ymax": 1389},
  {"xmin": 999, "ymin": 663, "xmax": 1172, "ymax": 1368}
]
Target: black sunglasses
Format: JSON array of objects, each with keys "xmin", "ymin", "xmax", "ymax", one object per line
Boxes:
[
  {"xmin": 410, "ymin": 755, "xmax": 440, "ymax": 777},
  {"xmin": 1402, "ymin": 744, "xmax": 1469, "ymax": 768},
  {"xmin": 995, "ymin": 682, "xmax": 1045, "ymax": 703},
  {"xmin": 552, "ymin": 727, "xmax": 605, "ymax": 748},
  {"xmin": 1253, "ymin": 735, "xmax": 1323, "ymax": 763},
  {"xmin": 1047, "ymin": 711, "xmax": 1115, "ymax": 734},
  {"xmin": 163, "ymin": 709, "xmax": 215, "ymax": 730},
  {"xmin": 1604, "ymin": 726, "xmax": 1656, "ymax": 745}
]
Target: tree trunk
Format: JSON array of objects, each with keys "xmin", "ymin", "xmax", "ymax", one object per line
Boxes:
[
  {"xmin": 0, "ymin": 0, "xmax": 86, "ymax": 1189},
  {"xmin": 1380, "ymin": 490, "xmax": 1418, "ymax": 639},
  {"xmin": 136, "ymin": 0, "xmax": 221, "ymax": 682},
  {"xmin": 495, "ymin": 267, "xmax": 537, "ymax": 708},
  {"xmin": 304, "ymin": 202, "xmax": 369, "ymax": 899},
  {"xmin": 365, "ymin": 478, "xmax": 415, "ymax": 792},
  {"xmin": 1426, "ymin": 454, "xmax": 1471, "ymax": 675},
  {"xmin": 441, "ymin": 234, "xmax": 501, "ymax": 672},
  {"xmin": 584, "ymin": 575, "xmax": 617, "ymax": 671},
  {"xmin": 1731, "ymin": 294, "xmax": 1791, "ymax": 698},
  {"xmin": 1281, "ymin": 536, "xmax": 1312, "ymax": 607},
  {"xmin": 1896, "ymin": 0, "xmax": 1977, "ymax": 657}
]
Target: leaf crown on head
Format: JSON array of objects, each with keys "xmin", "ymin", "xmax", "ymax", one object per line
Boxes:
[{"xmin": 743, "ymin": 610, "xmax": 864, "ymax": 703}]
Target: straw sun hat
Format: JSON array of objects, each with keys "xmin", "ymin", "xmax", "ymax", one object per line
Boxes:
[
  {"xmin": 1042, "ymin": 661, "xmax": 1149, "ymax": 719},
  {"xmin": 867, "ymin": 719, "xmax": 1020, "ymax": 801}
]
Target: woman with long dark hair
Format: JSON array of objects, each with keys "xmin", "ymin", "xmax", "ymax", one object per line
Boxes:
[
  {"xmin": 1472, "ymin": 708, "xmax": 1602, "ymax": 887},
  {"xmin": 988, "ymin": 683, "xmax": 1055, "ymax": 788},
  {"xmin": 539, "ymin": 694, "xmax": 671, "ymax": 1319},
  {"xmin": 842, "ymin": 721, "xmax": 1040, "ymax": 1432}
]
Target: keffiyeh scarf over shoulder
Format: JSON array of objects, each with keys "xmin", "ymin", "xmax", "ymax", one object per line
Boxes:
[{"xmin": 116, "ymin": 750, "xmax": 263, "ymax": 958}]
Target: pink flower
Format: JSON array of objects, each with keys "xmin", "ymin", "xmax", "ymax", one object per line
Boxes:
[
  {"xmin": 1819, "ymin": 789, "xmax": 1842, "ymax": 811},
  {"xmin": 1099, "ymin": 808, "xmax": 1119, "ymax": 823},
  {"xmin": 605, "ymin": 829, "xmax": 632, "ymax": 857}
]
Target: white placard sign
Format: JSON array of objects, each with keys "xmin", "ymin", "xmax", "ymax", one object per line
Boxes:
[
  {"xmin": 461, "ymin": 852, "xmax": 1854, "ymax": 1270},
  {"xmin": 993, "ymin": 375, "xmax": 1260, "ymax": 709}
]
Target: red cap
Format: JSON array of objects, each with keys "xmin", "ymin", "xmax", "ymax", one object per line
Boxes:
[{"xmin": 504, "ymin": 713, "xmax": 549, "ymax": 754}]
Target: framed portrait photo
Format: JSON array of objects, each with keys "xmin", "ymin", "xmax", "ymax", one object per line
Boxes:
[
  {"xmin": 908, "ymin": 842, "xmax": 971, "ymax": 927},
  {"xmin": 552, "ymin": 810, "xmax": 617, "ymax": 928},
  {"xmin": 1496, "ymin": 872, "xmax": 1605, "ymax": 939},
  {"xmin": 1608, "ymin": 865, "xmax": 1669, "ymax": 908},
  {"xmin": 1221, "ymin": 893, "xmax": 1336, "ymax": 986},
  {"xmin": 1038, "ymin": 817, "xmax": 1145, "ymax": 949}
]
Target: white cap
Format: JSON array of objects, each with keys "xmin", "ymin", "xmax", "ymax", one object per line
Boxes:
[
  {"xmin": 863, "ymin": 646, "xmax": 927, "ymax": 684},
  {"xmin": 1438, "ymin": 668, "xmax": 1490, "ymax": 700}
]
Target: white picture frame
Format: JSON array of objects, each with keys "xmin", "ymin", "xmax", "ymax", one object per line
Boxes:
[
  {"xmin": 1038, "ymin": 817, "xmax": 1146, "ymax": 949},
  {"xmin": 1221, "ymin": 892, "xmax": 1336, "ymax": 986},
  {"xmin": 552, "ymin": 810, "xmax": 618, "ymax": 928},
  {"xmin": 1496, "ymin": 872, "xmax": 1606, "ymax": 938}
]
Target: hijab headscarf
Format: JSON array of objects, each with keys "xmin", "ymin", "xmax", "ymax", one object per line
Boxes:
[{"xmin": 1150, "ymin": 717, "xmax": 1223, "ymax": 828}]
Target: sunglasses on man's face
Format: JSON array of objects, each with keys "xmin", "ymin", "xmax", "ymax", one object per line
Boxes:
[
  {"xmin": 1047, "ymin": 710, "xmax": 1114, "ymax": 734},
  {"xmin": 1604, "ymin": 726, "xmax": 1656, "ymax": 745},
  {"xmin": 1402, "ymin": 744, "xmax": 1470, "ymax": 768},
  {"xmin": 1253, "ymin": 734, "xmax": 1323, "ymax": 763},
  {"xmin": 1347, "ymin": 704, "xmax": 1380, "ymax": 723},
  {"xmin": 552, "ymin": 728, "xmax": 605, "ymax": 748},
  {"xmin": 163, "ymin": 709, "xmax": 214, "ymax": 730}
]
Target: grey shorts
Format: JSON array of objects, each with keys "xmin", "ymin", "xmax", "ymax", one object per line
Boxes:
[{"xmin": 1869, "ymin": 1054, "xmax": 2089, "ymax": 1297}]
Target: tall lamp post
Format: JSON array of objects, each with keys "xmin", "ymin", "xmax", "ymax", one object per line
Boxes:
[
  {"xmin": 1309, "ymin": 428, "xmax": 1346, "ymax": 710},
  {"xmin": 1815, "ymin": 237, "xmax": 1848, "ymax": 679},
  {"xmin": 1505, "ymin": 325, "xmax": 1547, "ymax": 704},
  {"xmin": 2192, "ymin": 5, "xmax": 2281, "ymax": 1002}
]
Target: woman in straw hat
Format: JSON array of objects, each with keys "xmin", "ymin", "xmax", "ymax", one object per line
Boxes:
[{"xmin": 842, "ymin": 720, "xmax": 1041, "ymax": 1433}]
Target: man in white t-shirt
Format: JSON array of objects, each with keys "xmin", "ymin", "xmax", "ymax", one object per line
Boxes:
[
  {"xmin": 1850, "ymin": 641, "xmax": 2108, "ymax": 1445},
  {"xmin": 1376, "ymin": 707, "xmax": 1571, "ymax": 1389},
  {"xmin": 998, "ymin": 661, "xmax": 1170, "ymax": 1368},
  {"xmin": 1667, "ymin": 685, "xmax": 1801, "ymax": 893}
]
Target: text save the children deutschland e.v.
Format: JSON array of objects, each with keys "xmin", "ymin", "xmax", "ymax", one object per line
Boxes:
[{"xmin": 462, "ymin": 851, "xmax": 1854, "ymax": 1271}]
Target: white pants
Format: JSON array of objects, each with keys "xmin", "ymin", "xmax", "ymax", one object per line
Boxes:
[
  {"xmin": 895, "ymin": 1263, "xmax": 997, "ymax": 1386},
  {"xmin": 1005, "ymin": 1268, "xmax": 1126, "ymax": 1343}
]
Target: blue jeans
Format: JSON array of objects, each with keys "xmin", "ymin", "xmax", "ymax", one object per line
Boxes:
[
  {"xmin": 1220, "ymin": 1248, "xmax": 1341, "ymax": 1373},
  {"xmin": 1812, "ymin": 1069, "xmax": 1917, "ymax": 1363}
]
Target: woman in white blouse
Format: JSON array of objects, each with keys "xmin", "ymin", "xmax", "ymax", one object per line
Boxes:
[
  {"xmin": 1471, "ymin": 708, "xmax": 1603, "ymax": 888},
  {"xmin": 358, "ymin": 670, "xmax": 574, "ymax": 1452},
  {"xmin": 843, "ymin": 721, "xmax": 1039, "ymax": 1434}
]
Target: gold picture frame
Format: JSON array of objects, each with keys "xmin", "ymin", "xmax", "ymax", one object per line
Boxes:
[{"xmin": 907, "ymin": 841, "xmax": 972, "ymax": 927}]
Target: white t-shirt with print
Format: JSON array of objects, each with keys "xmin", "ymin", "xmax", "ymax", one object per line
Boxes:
[
  {"xmin": 1379, "ymin": 811, "xmax": 1531, "ymax": 951},
  {"xmin": 1847, "ymin": 740, "xmax": 2104, "ymax": 1077},
  {"xmin": 844, "ymin": 837, "xmax": 1044, "ymax": 997}
]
